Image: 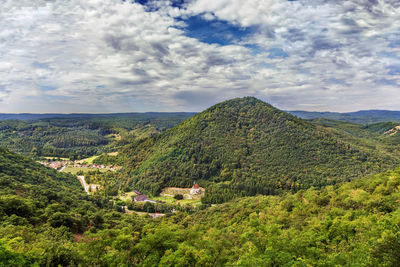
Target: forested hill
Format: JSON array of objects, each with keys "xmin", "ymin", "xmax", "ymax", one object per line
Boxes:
[
  {"xmin": 2, "ymin": 144, "xmax": 400, "ymax": 265},
  {"xmin": 160, "ymin": 167, "xmax": 400, "ymax": 266},
  {"xmin": 0, "ymin": 146, "xmax": 156, "ymax": 266},
  {"xmin": 0, "ymin": 113, "xmax": 195, "ymax": 159},
  {"xmin": 0, "ymin": 146, "xmax": 84, "ymax": 195},
  {"xmin": 121, "ymin": 97, "xmax": 399, "ymax": 202},
  {"xmin": 289, "ymin": 110, "xmax": 400, "ymax": 124},
  {"xmin": 0, "ymin": 146, "xmax": 104, "ymax": 265}
]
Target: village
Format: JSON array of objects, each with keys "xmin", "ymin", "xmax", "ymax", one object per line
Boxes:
[
  {"xmin": 38, "ymin": 155, "xmax": 206, "ymax": 219},
  {"xmin": 37, "ymin": 158, "xmax": 119, "ymax": 173}
]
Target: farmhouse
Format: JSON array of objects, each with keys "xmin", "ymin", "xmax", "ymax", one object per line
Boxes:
[
  {"xmin": 190, "ymin": 183, "xmax": 204, "ymax": 195},
  {"xmin": 133, "ymin": 189, "xmax": 142, "ymax": 195},
  {"xmin": 134, "ymin": 194, "xmax": 156, "ymax": 203}
]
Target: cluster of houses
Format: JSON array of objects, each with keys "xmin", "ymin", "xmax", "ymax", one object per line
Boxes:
[
  {"xmin": 133, "ymin": 190, "xmax": 157, "ymax": 203},
  {"xmin": 38, "ymin": 160, "xmax": 69, "ymax": 170},
  {"xmin": 38, "ymin": 159, "xmax": 118, "ymax": 172}
]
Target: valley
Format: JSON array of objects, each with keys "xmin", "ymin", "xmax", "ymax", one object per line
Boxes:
[
  {"xmin": 4, "ymin": 0, "xmax": 400, "ymax": 265},
  {"xmin": 1, "ymin": 97, "xmax": 400, "ymax": 266}
]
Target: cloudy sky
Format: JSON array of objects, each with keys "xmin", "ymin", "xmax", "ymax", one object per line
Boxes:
[{"xmin": 1, "ymin": 0, "xmax": 400, "ymax": 113}]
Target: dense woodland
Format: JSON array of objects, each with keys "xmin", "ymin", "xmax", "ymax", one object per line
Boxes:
[
  {"xmin": 1, "ymin": 146, "xmax": 400, "ymax": 266},
  {"xmin": 115, "ymin": 97, "xmax": 400, "ymax": 202},
  {"xmin": 1, "ymin": 97, "xmax": 400, "ymax": 266},
  {"xmin": 290, "ymin": 110, "xmax": 400, "ymax": 124},
  {"xmin": 0, "ymin": 113, "xmax": 194, "ymax": 159}
]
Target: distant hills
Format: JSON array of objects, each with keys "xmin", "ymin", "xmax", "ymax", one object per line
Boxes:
[
  {"xmin": 0, "ymin": 113, "xmax": 195, "ymax": 159},
  {"xmin": 0, "ymin": 112, "xmax": 196, "ymax": 121},
  {"xmin": 289, "ymin": 110, "xmax": 400, "ymax": 124},
  {"xmin": 121, "ymin": 97, "xmax": 399, "ymax": 203},
  {"xmin": 2, "ymin": 109, "xmax": 400, "ymax": 125},
  {"xmin": 2, "ymin": 100, "xmax": 400, "ymax": 265}
]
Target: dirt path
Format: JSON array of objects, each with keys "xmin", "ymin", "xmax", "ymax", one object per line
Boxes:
[{"xmin": 77, "ymin": 175, "xmax": 89, "ymax": 194}]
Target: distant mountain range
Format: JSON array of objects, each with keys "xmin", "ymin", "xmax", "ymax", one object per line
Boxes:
[
  {"xmin": 288, "ymin": 110, "xmax": 400, "ymax": 124},
  {"xmin": 2, "ymin": 109, "xmax": 400, "ymax": 124}
]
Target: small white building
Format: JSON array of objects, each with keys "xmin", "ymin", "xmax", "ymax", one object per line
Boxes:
[{"xmin": 190, "ymin": 183, "xmax": 204, "ymax": 195}]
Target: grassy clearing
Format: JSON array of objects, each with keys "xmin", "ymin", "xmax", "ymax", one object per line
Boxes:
[
  {"xmin": 61, "ymin": 166, "xmax": 109, "ymax": 174},
  {"xmin": 179, "ymin": 199, "xmax": 202, "ymax": 206},
  {"xmin": 153, "ymin": 195, "xmax": 202, "ymax": 206},
  {"xmin": 77, "ymin": 155, "xmax": 99, "ymax": 164},
  {"xmin": 118, "ymin": 191, "xmax": 138, "ymax": 202},
  {"xmin": 161, "ymin": 187, "xmax": 191, "ymax": 195},
  {"xmin": 153, "ymin": 195, "xmax": 178, "ymax": 204},
  {"xmin": 77, "ymin": 152, "xmax": 118, "ymax": 164}
]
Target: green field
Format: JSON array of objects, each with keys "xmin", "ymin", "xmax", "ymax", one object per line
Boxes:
[
  {"xmin": 61, "ymin": 166, "xmax": 109, "ymax": 174},
  {"xmin": 118, "ymin": 191, "xmax": 138, "ymax": 202},
  {"xmin": 116, "ymin": 191, "xmax": 201, "ymax": 206},
  {"xmin": 78, "ymin": 152, "xmax": 118, "ymax": 164},
  {"xmin": 77, "ymin": 155, "xmax": 99, "ymax": 164},
  {"xmin": 153, "ymin": 195, "xmax": 202, "ymax": 206}
]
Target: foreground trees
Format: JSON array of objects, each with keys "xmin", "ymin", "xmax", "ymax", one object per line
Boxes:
[{"xmin": 2, "ymin": 143, "xmax": 400, "ymax": 266}]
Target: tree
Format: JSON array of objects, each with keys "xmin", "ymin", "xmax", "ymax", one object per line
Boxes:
[{"xmin": 174, "ymin": 194, "xmax": 183, "ymax": 200}]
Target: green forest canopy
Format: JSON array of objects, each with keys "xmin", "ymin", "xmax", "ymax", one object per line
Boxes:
[
  {"xmin": 1, "ymin": 144, "xmax": 400, "ymax": 266},
  {"xmin": 117, "ymin": 97, "xmax": 399, "ymax": 202}
]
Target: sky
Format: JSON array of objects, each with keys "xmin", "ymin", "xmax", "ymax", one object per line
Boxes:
[{"xmin": 1, "ymin": 0, "xmax": 400, "ymax": 113}]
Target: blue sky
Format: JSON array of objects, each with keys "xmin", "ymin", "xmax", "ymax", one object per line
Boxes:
[{"xmin": 0, "ymin": 0, "xmax": 400, "ymax": 113}]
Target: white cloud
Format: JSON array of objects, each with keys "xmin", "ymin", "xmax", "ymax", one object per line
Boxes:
[{"xmin": 0, "ymin": 0, "xmax": 399, "ymax": 112}]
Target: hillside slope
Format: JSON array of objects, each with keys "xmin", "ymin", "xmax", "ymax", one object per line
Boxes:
[
  {"xmin": 0, "ymin": 113, "xmax": 194, "ymax": 159},
  {"xmin": 289, "ymin": 109, "xmax": 400, "ymax": 124},
  {"xmin": 121, "ymin": 97, "xmax": 398, "ymax": 202},
  {"xmin": 0, "ymin": 147, "xmax": 111, "ymax": 265},
  {"xmin": 309, "ymin": 119, "xmax": 400, "ymax": 158},
  {"xmin": 161, "ymin": 167, "xmax": 400, "ymax": 266},
  {"xmin": 1, "ymin": 144, "xmax": 400, "ymax": 265}
]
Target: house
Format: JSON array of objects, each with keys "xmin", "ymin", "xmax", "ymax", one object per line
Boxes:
[
  {"xmin": 190, "ymin": 183, "xmax": 204, "ymax": 195},
  {"xmin": 133, "ymin": 189, "xmax": 142, "ymax": 195},
  {"xmin": 134, "ymin": 194, "xmax": 156, "ymax": 203}
]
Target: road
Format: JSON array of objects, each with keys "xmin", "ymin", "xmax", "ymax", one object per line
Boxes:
[{"xmin": 77, "ymin": 175, "xmax": 90, "ymax": 194}]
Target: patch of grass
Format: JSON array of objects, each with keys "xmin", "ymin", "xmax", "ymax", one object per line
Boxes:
[
  {"xmin": 153, "ymin": 195, "xmax": 202, "ymax": 206},
  {"xmin": 153, "ymin": 195, "xmax": 178, "ymax": 204},
  {"xmin": 118, "ymin": 191, "xmax": 138, "ymax": 202},
  {"xmin": 179, "ymin": 199, "xmax": 202, "ymax": 206},
  {"xmin": 161, "ymin": 187, "xmax": 191, "ymax": 195},
  {"xmin": 77, "ymin": 155, "xmax": 99, "ymax": 164},
  {"xmin": 62, "ymin": 166, "xmax": 108, "ymax": 175}
]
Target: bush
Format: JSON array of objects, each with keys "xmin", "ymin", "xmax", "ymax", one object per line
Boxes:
[{"xmin": 174, "ymin": 194, "xmax": 184, "ymax": 200}]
